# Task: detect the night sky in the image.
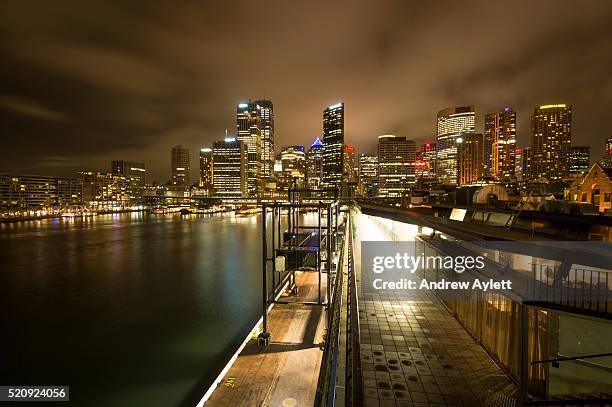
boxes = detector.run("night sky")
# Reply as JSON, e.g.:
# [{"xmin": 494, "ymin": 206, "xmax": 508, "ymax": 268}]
[{"xmin": 1, "ymin": 0, "xmax": 611, "ymax": 183}]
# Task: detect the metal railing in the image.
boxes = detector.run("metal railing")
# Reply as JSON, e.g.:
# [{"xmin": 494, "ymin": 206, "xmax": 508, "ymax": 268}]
[
  {"xmin": 530, "ymin": 264, "xmax": 611, "ymax": 316},
  {"xmin": 345, "ymin": 214, "xmax": 363, "ymax": 406},
  {"xmin": 314, "ymin": 221, "xmax": 346, "ymax": 407}
]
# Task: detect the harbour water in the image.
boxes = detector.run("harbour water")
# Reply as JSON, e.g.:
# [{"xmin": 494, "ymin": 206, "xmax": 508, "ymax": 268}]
[{"xmin": 0, "ymin": 212, "xmax": 264, "ymax": 406}]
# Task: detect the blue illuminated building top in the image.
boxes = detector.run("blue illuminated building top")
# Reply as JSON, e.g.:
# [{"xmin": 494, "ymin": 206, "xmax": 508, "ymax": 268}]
[{"xmin": 311, "ymin": 137, "xmax": 324, "ymax": 149}]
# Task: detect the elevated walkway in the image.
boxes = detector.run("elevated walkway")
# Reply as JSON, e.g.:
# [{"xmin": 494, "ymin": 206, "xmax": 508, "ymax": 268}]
[{"xmin": 353, "ymin": 212, "xmax": 517, "ymax": 406}]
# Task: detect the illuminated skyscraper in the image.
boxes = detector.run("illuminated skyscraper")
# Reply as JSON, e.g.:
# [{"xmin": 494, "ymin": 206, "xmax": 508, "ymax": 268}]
[
  {"xmin": 570, "ymin": 146, "xmax": 590, "ymax": 175},
  {"xmin": 236, "ymin": 102, "xmax": 261, "ymax": 195},
  {"xmin": 485, "ymin": 107, "xmax": 516, "ymax": 180},
  {"xmin": 171, "ymin": 145, "xmax": 190, "ymax": 187},
  {"xmin": 603, "ymin": 137, "xmax": 612, "ymax": 169},
  {"xmin": 358, "ymin": 154, "xmax": 378, "ymax": 197},
  {"xmin": 322, "ymin": 102, "xmax": 344, "ymax": 192},
  {"xmin": 377, "ymin": 135, "xmax": 415, "ymax": 197},
  {"xmin": 255, "ymin": 100, "xmax": 275, "ymax": 180},
  {"xmin": 280, "ymin": 145, "xmax": 306, "ymax": 187},
  {"xmin": 436, "ymin": 106, "xmax": 475, "ymax": 185},
  {"xmin": 212, "ymin": 137, "xmax": 247, "ymax": 198},
  {"xmin": 456, "ymin": 133, "xmax": 484, "ymax": 186},
  {"xmin": 306, "ymin": 138, "xmax": 324, "ymax": 189},
  {"xmin": 531, "ymin": 104, "xmax": 572, "ymax": 181},
  {"xmin": 199, "ymin": 148, "xmax": 214, "ymax": 196}
]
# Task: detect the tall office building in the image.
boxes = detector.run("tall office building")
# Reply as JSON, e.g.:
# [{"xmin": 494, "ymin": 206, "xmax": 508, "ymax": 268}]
[
  {"xmin": 255, "ymin": 100, "xmax": 275, "ymax": 180},
  {"xmin": 602, "ymin": 137, "xmax": 612, "ymax": 169},
  {"xmin": 359, "ymin": 154, "xmax": 378, "ymax": 197},
  {"xmin": 531, "ymin": 104, "xmax": 572, "ymax": 181},
  {"xmin": 171, "ymin": 145, "xmax": 190, "ymax": 187},
  {"xmin": 419, "ymin": 142, "xmax": 437, "ymax": 179},
  {"xmin": 212, "ymin": 137, "xmax": 247, "ymax": 198},
  {"xmin": 306, "ymin": 138, "xmax": 324, "ymax": 190},
  {"xmin": 436, "ymin": 106, "xmax": 475, "ymax": 185},
  {"xmin": 377, "ymin": 135, "xmax": 415, "ymax": 197},
  {"xmin": 236, "ymin": 102, "xmax": 262, "ymax": 195},
  {"xmin": 199, "ymin": 148, "xmax": 214, "ymax": 196},
  {"xmin": 457, "ymin": 133, "xmax": 485, "ymax": 186},
  {"xmin": 322, "ymin": 102, "xmax": 344, "ymax": 192},
  {"xmin": 485, "ymin": 107, "xmax": 517, "ymax": 180},
  {"xmin": 112, "ymin": 160, "xmax": 146, "ymax": 204},
  {"xmin": 521, "ymin": 147, "xmax": 533, "ymax": 181},
  {"xmin": 570, "ymin": 146, "xmax": 590, "ymax": 175}
]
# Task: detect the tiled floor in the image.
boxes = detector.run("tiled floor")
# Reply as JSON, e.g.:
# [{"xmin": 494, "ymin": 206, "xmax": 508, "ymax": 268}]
[{"xmin": 355, "ymin": 214, "xmax": 517, "ymax": 407}]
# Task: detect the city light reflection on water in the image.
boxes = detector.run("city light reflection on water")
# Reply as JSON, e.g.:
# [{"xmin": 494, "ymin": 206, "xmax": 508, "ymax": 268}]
[{"xmin": 0, "ymin": 212, "xmax": 264, "ymax": 407}]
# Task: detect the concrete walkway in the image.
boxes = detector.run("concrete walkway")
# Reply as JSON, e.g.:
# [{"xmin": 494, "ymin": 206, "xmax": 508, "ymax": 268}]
[
  {"xmin": 206, "ymin": 271, "xmax": 327, "ymax": 407},
  {"xmin": 354, "ymin": 213, "xmax": 517, "ymax": 407}
]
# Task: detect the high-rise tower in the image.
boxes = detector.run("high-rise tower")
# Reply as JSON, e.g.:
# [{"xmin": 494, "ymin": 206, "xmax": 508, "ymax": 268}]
[
  {"xmin": 531, "ymin": 104, "xmax": 572, "ymax": 181},
  {"xmin": 255, "ymin": 100, "xmax": 275, "ymax": 180},
  {"xmin": 485, "ymin": 107, "xmax": 517, "ymax": 180},
  {"xmin": 436, "ymin": 106, "xmax": 475, "ymax": 185},
  {"xmin": 322, "ymin": 102, "xmax": 344, "ymax": 192},
  {"xmin": 236, "ymin": 102, "xmax": 261, "ymax": 195}
]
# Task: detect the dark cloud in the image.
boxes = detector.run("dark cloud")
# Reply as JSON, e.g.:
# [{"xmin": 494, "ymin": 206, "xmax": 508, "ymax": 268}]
[{"xmin": 1, "ymin": 0, "xmax": 611, "ymax": 182}]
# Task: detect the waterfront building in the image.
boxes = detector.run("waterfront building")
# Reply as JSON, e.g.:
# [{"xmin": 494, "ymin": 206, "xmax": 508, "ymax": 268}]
[
  {"xmin": 212, "ymin": 137, "xmax": 247, "ymax": 198},
  {"xmin": 436, "ymin": 106, "xmax": 475, "ymax": 185},
  {"xmin": 236, "ymin": 102, "xmax": 262, "ymax": 195},
  {"xmin": 171, "ymin": 145, "xmax": 190, "ymax": 188},
  {"xmin": 377, "ymin": 135, "xmax": 415, "ymax": 197},
  {"xmin": 570, "ymin": 146, "xmax": 590, "ymax": 176},
  {"xmin": 79, "ymin": 171, "xmax": 129, "ymax": 210},
  {"xmin": 112, "ymin": 160, "xmax": 146, "ymax": 203},
  {"xmin": 457, "ymin": 133, "xmax": 485, "ymax": 186},
  {"xmin": 0, "ymin": 174, "xmax": 82, "ymax": 210},
  {"xmin": 485, "ymin": 107, "xmax": 516, "ymax": 180},
  {"xmin": 322, "ymin": 102, "xmax": 344, "ymax": 192},
  {"xmin": 306, "ymin": 137, "xmax": 324, "ymax": 190},
  {"xmin": 280, "ymin": 146, "xmax": 306, "ymax": 188},
  {"xmin": 199, "ymin": 148, "xmax": 214, "ymax": 197},
  {"xmin": 531, "ymin": 104, "xmax": 572, "ymax": 181},
  {"xmin": 358, "ymin": 154, "xmax": 378, "ymax": 197},
  {"xmin": 602, "ymin": 137, "xmax": 612, "ymax": 169}
]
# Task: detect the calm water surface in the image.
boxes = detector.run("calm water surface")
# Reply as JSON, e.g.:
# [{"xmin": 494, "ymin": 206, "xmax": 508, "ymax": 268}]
[{"xmin": 0, "ymin": 212, "xmax": 263, "ymax": 406}]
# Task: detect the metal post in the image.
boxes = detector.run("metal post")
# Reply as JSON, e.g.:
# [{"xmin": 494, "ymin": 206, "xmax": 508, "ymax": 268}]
[
  {"xmin": 272, "ymin": 205, "xmax": 276, "ymax": 293},
  {"xmin": 258, "ymin": 204, "xmax": 270, "ymax": 347},
  {"xmin": 318, "ymin": 206, "xmax": 322, "ymax": 305},
  {"xmin": 519, "ymin": 303, "xmax": 529, "ymax": 401},
  {"xmin": 327, "ymin": 205, "xmax": 332, "ymax": 313}
]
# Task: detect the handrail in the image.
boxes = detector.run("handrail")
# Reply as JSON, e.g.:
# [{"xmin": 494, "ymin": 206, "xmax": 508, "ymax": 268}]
[
  {"xmin": 314, "ymin": 220, "xmax": 346, "ymax": 407},
  {"xmin": 345, "ymin": 213, "xmax": 363, "ymax": 406},
  {"xmin": 531, "ymin": 352, "xmax": 612, "ymax": 365}
]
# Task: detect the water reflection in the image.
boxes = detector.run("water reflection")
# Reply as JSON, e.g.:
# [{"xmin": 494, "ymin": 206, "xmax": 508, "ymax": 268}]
[{"xmin": 0, "ymin": 212, "xmax": 263, "ymax": 407}]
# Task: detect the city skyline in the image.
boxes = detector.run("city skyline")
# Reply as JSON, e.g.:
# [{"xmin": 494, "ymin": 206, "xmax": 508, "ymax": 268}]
[{"xmin": 1, "ymin": 1, "xmax": 612, "ymax": 183}]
